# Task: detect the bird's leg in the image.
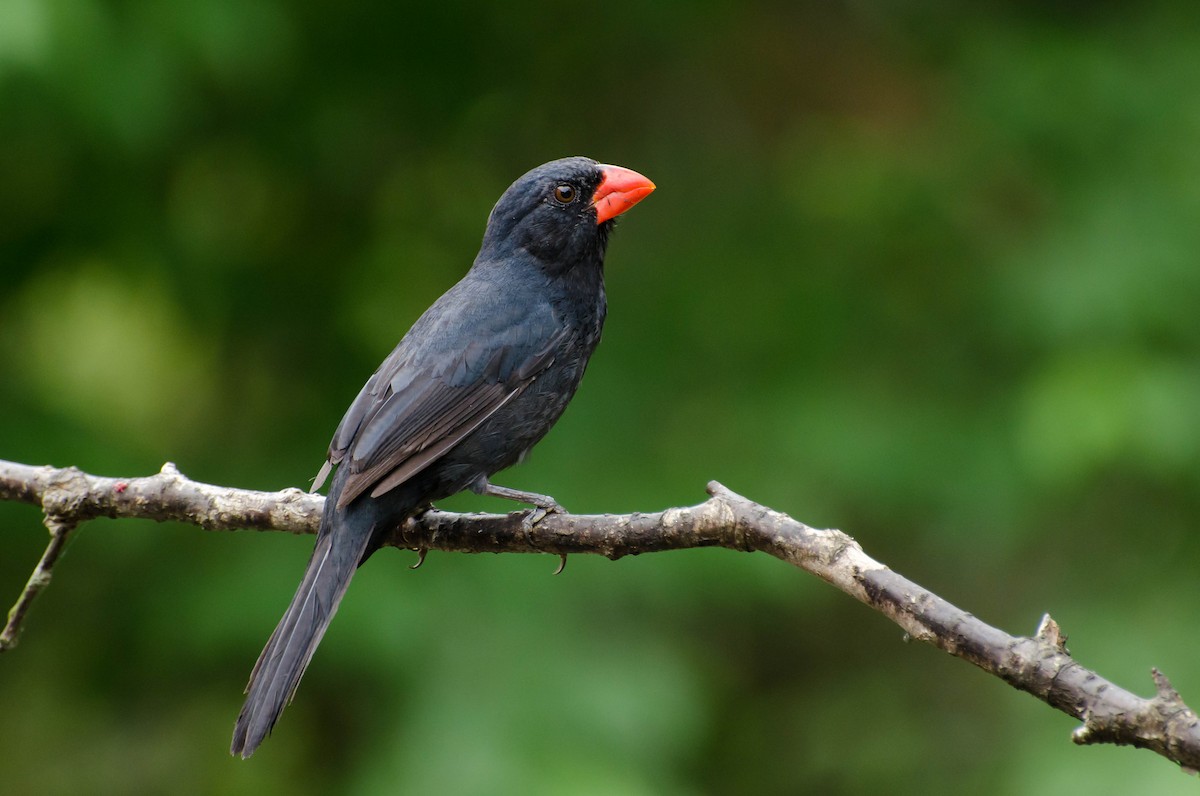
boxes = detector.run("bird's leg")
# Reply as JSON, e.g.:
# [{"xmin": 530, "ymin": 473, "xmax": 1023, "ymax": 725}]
[
  {"xmin": 472, "ymin": 479, "xmax": 565, "ymax": 523},
  {"xmin": 471, "ymin": 479, "xmax": 569, "ymax": 572}
]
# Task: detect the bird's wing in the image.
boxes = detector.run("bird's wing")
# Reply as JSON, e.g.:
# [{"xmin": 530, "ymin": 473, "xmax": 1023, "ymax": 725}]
[{"xmin": 315, "ymin": 305, "xmax": 568, "ymax": 510}]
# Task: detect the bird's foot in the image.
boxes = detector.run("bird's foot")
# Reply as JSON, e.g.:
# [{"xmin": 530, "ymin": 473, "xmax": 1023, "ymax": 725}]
[
  {"xmin": 515, "ymin": 502, "xmax": 569, "ymax": 575},
  {"xmin": 473, "ymin": 479, "xmax": 565, "ymax": 527},
  {"xmin": 518, "ymin": 498, "xmax": 564, "ymax": 530},
  {"xmin": 470, "ymin": 479, "xmax": 567, "ymax": 570}
]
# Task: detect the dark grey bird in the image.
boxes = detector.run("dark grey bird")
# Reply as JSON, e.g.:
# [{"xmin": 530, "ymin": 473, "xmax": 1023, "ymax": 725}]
[{"xmin": 231, "ymin": 156, "xmax": 655, "ymax": 758}]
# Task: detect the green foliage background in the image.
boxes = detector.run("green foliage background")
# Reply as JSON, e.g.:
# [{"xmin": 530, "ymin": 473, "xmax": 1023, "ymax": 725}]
[{"xmin": 2, "ymin": 2, "xmax": 1199, "ymax": 793}]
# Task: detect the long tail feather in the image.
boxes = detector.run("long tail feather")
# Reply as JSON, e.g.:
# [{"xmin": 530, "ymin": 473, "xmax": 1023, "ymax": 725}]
[{"xmin": 230, "ymin": 496, "xmax": 375, "ymax": 758}]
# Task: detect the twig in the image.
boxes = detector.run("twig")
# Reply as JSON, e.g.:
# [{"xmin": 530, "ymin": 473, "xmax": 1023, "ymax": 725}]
[
  {"xmin": 2, "ymin": 458, "xmax": 1198, "ymax": 772},
  {"xmin": 1, "ymin": 515, "xmax": 76, "ymax": 651}
]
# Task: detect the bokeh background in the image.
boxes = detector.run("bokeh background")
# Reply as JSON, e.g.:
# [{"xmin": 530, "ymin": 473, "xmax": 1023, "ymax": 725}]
[{"xmin": 3, "ymin": 2, "xmax": 1199, "ymax": 793}]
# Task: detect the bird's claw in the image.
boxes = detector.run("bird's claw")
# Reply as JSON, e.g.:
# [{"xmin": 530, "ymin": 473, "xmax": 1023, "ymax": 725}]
[
  {"xmin": 513, "ymin": 501, "xmax": 566, "ymax": 572},
  {"xmin": 519, "ymin": 500, "xmax": 564, "ymax": 531},
  {"xmin": 409, "ymin": 548, "xmax": 428, "ymax": 570},
  {"xmin": 520, "ymin": 506, "xmax": 547, "ymax": 530}
]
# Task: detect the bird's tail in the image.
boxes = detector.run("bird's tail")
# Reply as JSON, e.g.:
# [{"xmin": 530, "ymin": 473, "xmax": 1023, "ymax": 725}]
[{"xmin": 230, "ymin": 488, "xmax": 376, "ymax": 758}]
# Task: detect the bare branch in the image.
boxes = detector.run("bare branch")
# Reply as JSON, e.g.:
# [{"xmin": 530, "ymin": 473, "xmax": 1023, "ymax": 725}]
[{"xmin": 2, "ymin": 457, "xmax": 1198, "ymax": 772}]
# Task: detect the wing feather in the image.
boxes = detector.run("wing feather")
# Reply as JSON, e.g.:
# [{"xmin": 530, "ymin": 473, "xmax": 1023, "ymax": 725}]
[{"xmin": 316, "ymin": 302, "xmax": 568, "ymax": 509}]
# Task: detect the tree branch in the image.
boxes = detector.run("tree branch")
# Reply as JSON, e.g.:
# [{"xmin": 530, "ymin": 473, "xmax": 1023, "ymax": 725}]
[{"xmin": 2, "ymin": 458, "xmax": 1198, "ymax": 772}]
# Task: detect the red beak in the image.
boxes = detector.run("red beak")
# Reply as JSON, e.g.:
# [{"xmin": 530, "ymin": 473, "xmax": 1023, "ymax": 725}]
[{"xmin": 591, "ymin": 164, "xmax": 656, "ymax": 224}]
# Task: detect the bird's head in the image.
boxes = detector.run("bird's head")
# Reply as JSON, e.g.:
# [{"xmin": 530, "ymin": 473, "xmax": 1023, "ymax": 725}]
[{"xmin": 480, "ymin": 156, "xmax": 655, "ymax": 272}]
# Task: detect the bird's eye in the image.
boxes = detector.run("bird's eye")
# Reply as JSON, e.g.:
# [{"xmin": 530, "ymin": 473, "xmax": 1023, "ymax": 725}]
[{"xmin": 553, "ymin": 184, "xmax": 576, "ymax": 204}]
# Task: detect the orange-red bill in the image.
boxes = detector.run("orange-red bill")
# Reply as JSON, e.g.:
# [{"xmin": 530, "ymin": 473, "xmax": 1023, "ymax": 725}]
[{"xmin": 592, "ymin": 164, "xmax": 655, "ymax": 224}]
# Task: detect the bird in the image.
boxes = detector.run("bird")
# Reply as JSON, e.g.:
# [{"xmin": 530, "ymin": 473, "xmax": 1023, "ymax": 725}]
[{"xmin": 230, "ymin": 156, "xmax": 655, "ymax": 758}]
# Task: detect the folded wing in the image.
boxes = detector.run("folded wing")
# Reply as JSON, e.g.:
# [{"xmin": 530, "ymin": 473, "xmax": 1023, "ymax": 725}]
[{"xmin": 314, "ymin": 302, "xmax": 568, "ymax": 509}]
